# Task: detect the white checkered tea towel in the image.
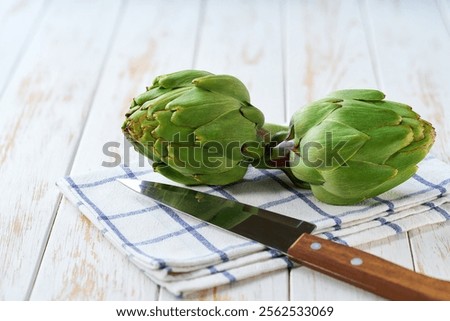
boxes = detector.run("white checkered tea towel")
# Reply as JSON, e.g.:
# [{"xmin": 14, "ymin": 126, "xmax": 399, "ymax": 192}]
[{"xmin": 57, "ymin": 156, "xmax": 450, "ymax": 297}]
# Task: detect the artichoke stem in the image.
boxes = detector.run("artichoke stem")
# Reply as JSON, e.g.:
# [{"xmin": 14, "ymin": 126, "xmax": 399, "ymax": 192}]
[
  {"xmin": 253, "ymin": 123, "xmax": 294, "ymax": 169},
  {"xmin": 252, "ymin": 139, "xmax": 294, "ymax": 169},
  {"xmin": 258, "ymin": 123, "xmax": 290, "ymax": 145},
  {"xmin": 281, "ymin": 167, "xmax": 311, "ymax": 189},
  {"xmin": 252, "ymin": 153, "xmax": 289, "ymax": 170}
]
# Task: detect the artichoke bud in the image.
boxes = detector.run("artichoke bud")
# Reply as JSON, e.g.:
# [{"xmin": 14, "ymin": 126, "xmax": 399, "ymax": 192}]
[
  {"xmin": 288, "ymin": 89, "xmax": 435, "ymax": 205},
  {"xmin": 122, "ymin": 70, "xmax": 266, "ymax": 186}
]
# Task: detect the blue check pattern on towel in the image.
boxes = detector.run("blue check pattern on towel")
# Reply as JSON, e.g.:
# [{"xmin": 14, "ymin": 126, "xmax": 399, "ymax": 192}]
[{"xmin": 57, "ymin": 156, "xmax": 450, "ymax": 297}]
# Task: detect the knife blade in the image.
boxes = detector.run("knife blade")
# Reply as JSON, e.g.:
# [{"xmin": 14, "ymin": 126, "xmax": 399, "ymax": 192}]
[{"xmin": 118, "ymin": 179, "xmax": 450, "ymax": 300}]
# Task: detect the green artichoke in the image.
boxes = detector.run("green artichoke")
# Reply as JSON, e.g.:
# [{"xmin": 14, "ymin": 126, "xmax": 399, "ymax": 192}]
[
  {"xmin": 286, "ymin": 89, "xmax": 435, "ymax": 205},
  {"xmin": 122, "ymin": 70, "xmax": 435, "ymax": 206},
  {"xmin": 122, "ymin": 70, "xmax": 265, "ymax": 185}
]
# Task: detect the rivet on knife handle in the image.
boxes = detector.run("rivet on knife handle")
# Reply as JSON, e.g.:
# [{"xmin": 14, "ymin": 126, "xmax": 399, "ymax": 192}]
[{"xmin": 287, "ymin": 233, "xmax": 450, "ymax": 301}]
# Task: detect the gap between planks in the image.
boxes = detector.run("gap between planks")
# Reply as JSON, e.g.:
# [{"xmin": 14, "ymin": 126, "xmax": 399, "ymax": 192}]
[
  {"xmin": 436, "ymin": 0, "xmax": 450, "ymax": 36},
  {"xmin": 25, "ymin": 193, "xmax": 63, "ymax": 299},
  {"xmin": 191, "ymin": 0, "xmax": 206, "ymax": 68},
  {"xmin": 359, "ymin": 0, "xmax": 416, "ymax": 273},
  {"xmin": 358, "ymin": 0, "xmax": 383, "ymax": 90},
  {"xmin": 279, "ymin": 0, "xmax": 288, "ymax": 124}
]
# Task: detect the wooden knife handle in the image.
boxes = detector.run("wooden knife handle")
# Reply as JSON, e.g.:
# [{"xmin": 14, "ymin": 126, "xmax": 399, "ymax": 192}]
[{"xmin": 287, "ymin": 233, "xmax": 450, "ymax": 300}]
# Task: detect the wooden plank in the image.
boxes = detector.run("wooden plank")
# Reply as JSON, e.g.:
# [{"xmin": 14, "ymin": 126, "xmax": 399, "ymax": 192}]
[
  {"xmin": 23, "ymin": 0, "xmax": 450, "ymax": 301},
  {"xmin": 31, "ymin": 0, "xmax": 203, "ymax": 300},
  {"xmin": 409, "ymin": 0, "xmax": 450, "ymax": 280},
  {"xmin": 180, "ymin": 0, "xmax": 289, "ymax": 300},
  {"xmin": 365, "ymin": 0, "xmax": 450, "ymax": 162},
  {"xmin": 0, "ymin": 0, "xmax": 46, "ymax": 95},
  {"xmin": 284, "ymin": 0, "xmax": 378, "ymax": 117},
  {"xmin": 365, "ymin": 0, "xmax": 450, "ymax": 280},
  {"xmin": 285, "ymin": 0, "xmax": 412, "ymax": 300},
  {"xmin": 159, "ymin": 270, "xmax": 289, "ymax": 300},
  {"xmin": 195, "ymin": 0, "xmax": 286, "ymax": 124},
  {"xmin": 409, "ymin": 222, "xmax": 450, "ymax": 281},
  {"xmin": 437, "ymin": 0, "xmax": 450, "ymax": 36},
  {"xmin": 364, "ymin": 0, "xmax": 450, "ymax": 283},
  {"xmin": 0, "ymin": 0, "xmax": 122, "ymax": 300},
  {"xmin": 32, "ymin": 198, "xmax": 159, "ymax": 300},
  {"xmin": 290, "ymin": 234, "xmax": 412, "ymax": 300}
]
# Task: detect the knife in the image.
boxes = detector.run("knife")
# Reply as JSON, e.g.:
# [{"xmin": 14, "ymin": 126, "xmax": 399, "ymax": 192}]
[{"xmin": 118, "ymin": 179, "xmax": 450, "ymax": 300}]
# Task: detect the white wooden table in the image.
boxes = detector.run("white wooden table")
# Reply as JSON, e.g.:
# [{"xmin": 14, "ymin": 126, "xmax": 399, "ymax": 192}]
[{"xmin": 1, "ymin": 0, "xmax": 449, "ymax": 300}]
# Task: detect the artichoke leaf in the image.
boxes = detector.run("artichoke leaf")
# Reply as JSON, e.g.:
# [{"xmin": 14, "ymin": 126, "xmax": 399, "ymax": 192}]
[
  {"xmin": 351, "ymin": 125, "xmax": 414, "ymax": 164},
  {"xmin": 401, "ymin": 117, "xmax": 424, "ymax": 141},
  {"xmin": 319, "ymin": 160, "xmax": 397, "ymax": 200},
  {"xmin": 331, "ymin": 101, "xmax": 402, "ymax": 131},
  {"xmin": 153, "ymin": 162, "xmax": 199, "ymax": 185},
  {"xmin": 153, "ymin": 110, "xmax": 193, "ymax": 142},
  {"xmin": 289, "ymin": 153, "xmax": 325, "ymax": 185},
  {"xmin": 156, "ymin": 70, "xmax": 212, "ymax": 89},
  {"xmin": 166, "ymin": 145, "xmax": 238, "ymax": 175},
  {"xmin": 299, "ymin": 119, "xmax": 369, "ymax": 170},
  {"xmin": 168, "ymin": 89, "xmax": 241, "ymax": 127},
  {"xmin": 291, "ymin": 102, "xmax": 341, "ymax": 142},
  {"xmin": 310, "ymin": 185, "xmax": 365, "ymax": 205},
  {"xmin": 195, "ymin": 110, "xmax": 259, "ymax": 146},
  {"xmin": 393, "ymin": 121, "xmax": 434, "ymax": 153},
  {"xmin": 134, "ymin": 87, "xmax": 171, "ymax": 106},
  {"xmin": 366, "ymin": 165, "xmax": 418, "ymax": 199},
  {"xmin": 193, "ymin": 74, "xmax": 251, "ymax": 102},
  {"xmin": 192, "ymin": 165, "xmax": 248, "ymax": 186},
  {"xmin": 143, "ymin": 87, "xmax": 190, "ymax": 114},
  {"xmin": 240, "ymin": 104, "xmax": 265, "ymax": 128},
  {"xmin": 373, "ymin": 101, "xmax": 417, "ymax": 118},
  {"xmin": 327, "ymin": 89, "xmax": 385, "ymax": 101}
]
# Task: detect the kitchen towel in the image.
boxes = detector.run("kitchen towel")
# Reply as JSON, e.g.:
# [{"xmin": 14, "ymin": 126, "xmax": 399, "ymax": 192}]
[{"xmin": 57, "ymin": 155, "xmax": 450, "ymax": 297}]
